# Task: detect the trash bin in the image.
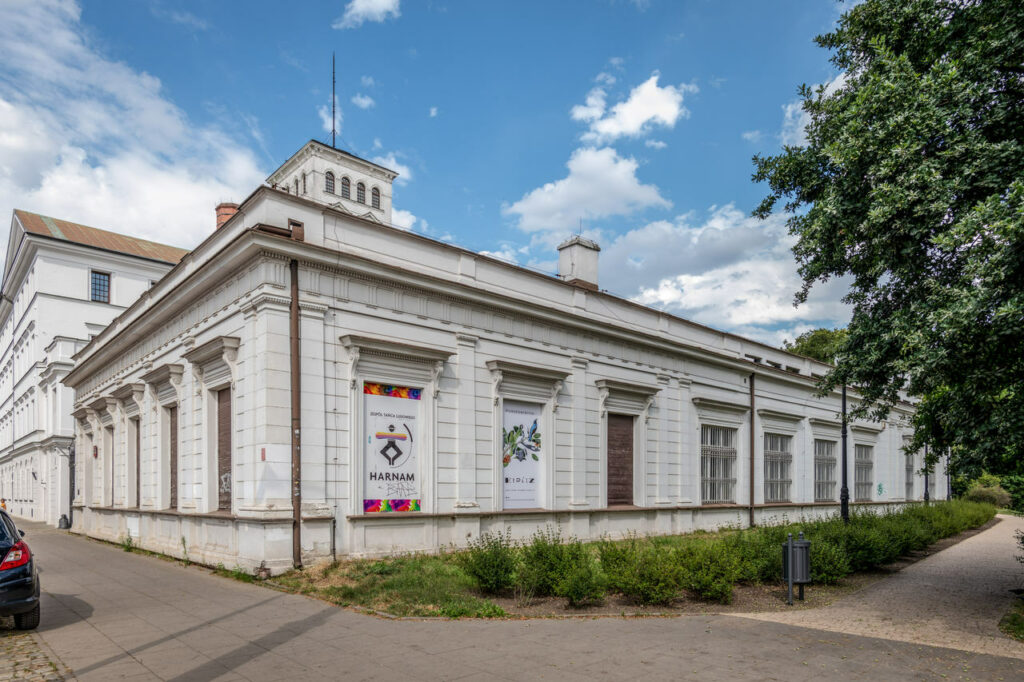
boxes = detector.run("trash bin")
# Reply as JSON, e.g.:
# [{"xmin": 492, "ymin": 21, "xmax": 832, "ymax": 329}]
[{"xmin": 782, "ymin": 532, "xmax": 811, "ymax": 604}]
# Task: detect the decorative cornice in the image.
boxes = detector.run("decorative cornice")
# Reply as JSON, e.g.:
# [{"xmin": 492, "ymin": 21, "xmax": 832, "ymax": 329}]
[
  {"xmin": 140, "ymin": 363, "xmax": 184, "ymax": 388},
  {"xmin": 851, "ymin": 422, "xmax": 886, "ymax": 434},
  {"xmin": 691, "ymin": 397, "xmax": 750, "ymax": 415},
  {"xmin": 340, "ymin": 334, "xmax": 454, "ymax": 364},
  {"xmin": 182, "ymin": 336, "xmax": 240, "ymax": 367},
  {"xmin": 595, "ymin": 378, "xmax": 661, "ymax": 397},
  {"xmin": 485, "ymin": 360, "xmax": 569, "ymax": 383},
  {"xmin": 756, "ymin": 408, "xmax": 804, "ymax": 423}
]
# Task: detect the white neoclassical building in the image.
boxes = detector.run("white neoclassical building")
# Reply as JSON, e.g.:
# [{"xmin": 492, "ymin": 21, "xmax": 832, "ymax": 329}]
[
  {"xmin": 0, "ymin": 210, "xmax": 186, "ymax": 525},
  {"xmin": 63, "ymin": 140, "xmax": 944, "ymax": 573}
]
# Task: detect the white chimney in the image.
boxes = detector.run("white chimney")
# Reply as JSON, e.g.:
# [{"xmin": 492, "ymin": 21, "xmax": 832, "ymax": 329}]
[{"xmin": 557, "ymin": 236, "xmax": 601, "ymax": 290}]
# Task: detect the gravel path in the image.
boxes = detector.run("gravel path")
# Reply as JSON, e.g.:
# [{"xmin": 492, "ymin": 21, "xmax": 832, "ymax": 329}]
[{"xmin": 736, "ymin": 513, "xmax": 1024, "ymax": 659}]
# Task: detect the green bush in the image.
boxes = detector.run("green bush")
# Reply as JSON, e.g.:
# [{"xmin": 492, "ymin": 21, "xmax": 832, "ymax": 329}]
[
  {"xmin": 556, "ymin": 554, "xmax": 609, "ymax": 607},
  {"xmin": 458, "ymin": 529, "xmax": 517, "ymax": 594},
  {"xmin": 518, "ymin": 527, "xmax": 586, "ymax": 597},
  {"xmin": 677, "ymin": 541, "xmax": 741, "ymax": 604},
  {"xmin": 965, "ymin": 482, "xmax": 1011, "ymax": 508},
  {"xmin": 998, "ymin": 475, "xmax": 1024, "ymax": 512},
  {"xmin": 808, "ymin": 539, "xmax": 851, "ymax": 584},
  {"xmin": 596, "ymin": 533, "xmax": 642, "ymax": 592},
  {"xmin": 619, "ymin": 544, "xmax": 681, "ymax": 605}
]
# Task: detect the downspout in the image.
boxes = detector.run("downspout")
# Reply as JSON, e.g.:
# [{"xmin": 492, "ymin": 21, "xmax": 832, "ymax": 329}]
[
  {"xmin": 290, "ymin": 259, "xmax": 302, "ymax": 568},
  {"xmin": 749, "ymin": 372, "xmax": 756, "ymax": 528}
]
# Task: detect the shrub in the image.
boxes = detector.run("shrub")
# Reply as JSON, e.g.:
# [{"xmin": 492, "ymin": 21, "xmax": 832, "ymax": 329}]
[
  {"xmin": 458, "ymin": 528, "xmax": 517, "ymax": 594},
  {"xmin": 965, "ymin": 482, "xmax": 1011, "ymax": 508},
  {"xmin": 518, "ymin": 527, "xmax": 586, "ymax": 597},
  {"xmin": 677, "ymin": 541, "xmax": 740, "ymax": 604},
  {"xmin": 720, "ymin": 527, "xmax": 783, "ymax": 583},
  {"xmin": 556, "ymin": 554, "xmax": 609, "ymax": 607},
  {"xmin": 596, "ymin": 533, "xmax": 642, "ymax": 592},
  {"xmin": 619, "ymin": 544, "xmax": 681, "ymax": 605},
  {"xmin": 808, "ymin": 540, "xmax": 850, "ymax": 584},
  {"xmin": 999, "ymin": 475, "xmax": 1024, "ymax": 512}
]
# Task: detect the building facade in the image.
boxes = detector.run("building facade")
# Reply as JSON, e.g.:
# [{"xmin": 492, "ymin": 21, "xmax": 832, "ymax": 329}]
[
  {"xmin": 0, "ymin": 210, "xmax": 186, "ymax": 525},
  {"xmin": 63, "ymin": 140, "xmax": 945, "ymax": 573}
]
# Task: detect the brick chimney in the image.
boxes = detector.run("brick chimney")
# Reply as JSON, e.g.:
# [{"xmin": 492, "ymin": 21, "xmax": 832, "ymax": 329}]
[{"xmin": 215, "ymin": 202, "xmax": 239, "ymax": 229}]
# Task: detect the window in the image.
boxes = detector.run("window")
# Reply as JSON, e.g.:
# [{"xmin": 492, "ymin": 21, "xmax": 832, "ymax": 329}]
[
  {"xmin": 302, "ymin": 173, "xmax": 307, "ymax": 194},
  {"xmin": 341, "ymin": 176, "xmax": 351, "ymax": 199},
  {"xmin": 701, "ymin": 425, "xmax": 736, "ymax": 504},
  {"xmin": 855, "ymin": 444, "xmax": 873, "ymax": 501},
  {"xmin": 905, "ymin": 453, "xmax": 915, "ymax": 500},
  {"xmin": 814, "ymin": 439, "xmax": 837, "ymax": 502},
  {"xmin": 763, "ymin": 433, "xmax": 792, "ymax": 503},
  {"xmin": 357, "ymin": 182, "xmax": 366, "ymax": 203},
  {"xmin": 90, "ymin": 271, "xmax": 110, "ymax": 303},
  {"xmin": 371, "ymin": 187, "xmax": 381, "ymax": 209},
  {"xmin": 927, "ymin": 465, "xmax": 936, "ymax": 499},
  {"xmin": 293, "ymin": 178, "xmax": 299, "ymax": 194},
  {"xmin": 325, "ymin": 171, "xmax": 335, "ymax": 194}
]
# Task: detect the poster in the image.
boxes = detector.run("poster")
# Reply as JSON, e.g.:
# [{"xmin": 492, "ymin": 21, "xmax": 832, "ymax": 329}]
[
  {"xmin": 502, "ymin": 401, "xmax": 542, "ymax": 509},
  {"xmin": 363, "ymin": 382, "xmax": 421, "ymax": 513}
]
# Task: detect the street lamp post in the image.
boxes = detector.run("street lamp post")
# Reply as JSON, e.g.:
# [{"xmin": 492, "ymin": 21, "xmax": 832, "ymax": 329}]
[
  {"xmin": 841, "ymin": 384, "xmax": 849, "ymax": 523},
  {"xmin": 946, "ymin": 449, "xmax": 952, "ymax": 501}
]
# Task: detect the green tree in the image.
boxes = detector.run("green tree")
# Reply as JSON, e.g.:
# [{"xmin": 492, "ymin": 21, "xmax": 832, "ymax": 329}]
[
  {"xmin": 753, "ymin": 0, "xmax": 1024, "ymax": 475},
  {"xmin": 782, "ymin": 328, "xmax": 849, "ymax": 363}
]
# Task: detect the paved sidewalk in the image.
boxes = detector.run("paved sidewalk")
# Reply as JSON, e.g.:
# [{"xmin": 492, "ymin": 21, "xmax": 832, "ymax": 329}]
[
  {"xmin": 9, "ymin": 519, "xmax": 1024, "ymax": 681},
  {"xmin": 738, "ymin": 514, "xmax": 1024, "ymax": 659}
]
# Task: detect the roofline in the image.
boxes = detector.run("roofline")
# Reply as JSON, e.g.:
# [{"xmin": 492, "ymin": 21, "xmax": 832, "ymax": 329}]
[{"xmin": 266, "ymin": 139, "xmax": 399, "ymax": 183}]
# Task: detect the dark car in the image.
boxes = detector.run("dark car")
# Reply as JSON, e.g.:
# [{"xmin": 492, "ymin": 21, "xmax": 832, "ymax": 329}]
[{"xmin": 0, "ymin": 510, "xmax": 39, "ymax": 630}]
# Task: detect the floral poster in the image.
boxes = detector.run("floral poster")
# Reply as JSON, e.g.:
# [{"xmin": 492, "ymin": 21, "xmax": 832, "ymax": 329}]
[
  {"xmin": 363, "ymin": 382, "xmax": 421, "ymax": 513},
  {"xmin": 502, "ymin": 400, "xmax": 542, "ymax": 509}
]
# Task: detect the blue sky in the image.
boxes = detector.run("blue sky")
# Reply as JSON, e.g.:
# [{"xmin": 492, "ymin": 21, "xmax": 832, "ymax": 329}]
[{"xmin": 0, "ymin": 0, "xmax": 854, "ymax": 345}]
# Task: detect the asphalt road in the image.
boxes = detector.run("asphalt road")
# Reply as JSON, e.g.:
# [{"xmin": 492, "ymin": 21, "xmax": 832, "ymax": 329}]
[{"xmin": 10, "ymin": 519, "xmax": 1024, "ymax": 681}]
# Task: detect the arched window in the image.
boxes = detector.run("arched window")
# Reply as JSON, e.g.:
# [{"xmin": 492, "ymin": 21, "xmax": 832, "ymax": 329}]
[
  {"xmin": 341, "ymin": 177, "xmax": 351, "ymax": 199},
  {"xmin": 302, "ymin": 173, "xmax": 307, "ymax": 194},
  {"xmin": 357, "ymin": 182, "xmax": 366, "ymax": 204},
  {"xmin": 294, "ymin": 178, "xmax": 299, "ymax": 195},
  {"xmin": 371, "ymin": 187, "xmax": 381, "ymax": 209},
  {"xmin": 325, "ymin": 171, "xmax": 335, "ymax": 194}
]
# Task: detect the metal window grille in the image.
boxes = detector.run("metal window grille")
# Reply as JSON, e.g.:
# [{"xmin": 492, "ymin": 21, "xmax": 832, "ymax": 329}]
[
  {"xmin": 763, "ymin": 432, "xmax": 791, "ymax": 503},
  {"xmin": 372, "ymin": 187, "xmax": 381, "ymax": 209},
  {"xmin": 701, "ymin": 425, "xmax": 736, "ymax": 504},
  {"xmin": 325, "ymin": 171, "xmax": 335, "ymax": 194},
  {"xmin": 927, "ymin": 466, "xmax": 936, "ymax": 498},
  {"xmin": 905, "ymin": 454, "xmax": 915, "ymax": 500},
  {"xmin": 854, "ymin": 444, "xmax": 873, "ymax": 501},
  {"xmin": 90, "ymin": 271, "xmax": 110, "ymax": 303},
  {"xmin": 814, "ymin": 439, "xmax": 837, "ymax": 502},
  {"xmin": 341, "ymin": 176, "xmax": 350, "ymax": 199},
  {"xmin": 357, "ymin": 182, "xmax": 366, "ymax": 203}
]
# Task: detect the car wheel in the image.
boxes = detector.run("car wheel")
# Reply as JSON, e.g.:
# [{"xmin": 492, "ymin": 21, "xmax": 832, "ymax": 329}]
[{"xmin": 14, "ymin": 604, "xmax": 40, "ymax": 630}]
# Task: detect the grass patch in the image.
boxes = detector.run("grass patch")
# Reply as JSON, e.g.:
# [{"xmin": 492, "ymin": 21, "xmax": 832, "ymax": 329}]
[
  {"xmin": 1000, "ymin": 599, "xmax": 1024, "ymax": 640},
  {"xmin": 214, "ymin": 563, "xmax": 256, "ymax": 583}
]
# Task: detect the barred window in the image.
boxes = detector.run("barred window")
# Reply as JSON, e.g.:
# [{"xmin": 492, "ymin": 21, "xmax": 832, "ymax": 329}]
[
  {"xmin": 814, "ymin": 439, "xmax": 837, "ymax": 502},
  {"xmin": 90, "ymin": 271, "xmax": 110, "ymax": 303},
  {"xmin": 927, "ymin": 466, "xmax": 936, "ymax": 499},
  {"xmin": 371, "ymin": 186, "xmax": 381, "ymax": 209},
  {"xmin": 905, "ymin": 454, "xmax": 915, "ymax": 500},
  {"xmin": 341, "ymin": 176, "xmax": 351, "ymax": 199},
  {"xmin": 764, "ymin": 433, "xmax": 792, "ymax": 503},
  {"xmin": 854, "ymin": 444, "xmax": 873, "ymax": 501},
  {"xmin": 356, "ymin": 182, "xmax": 366, "ymax": 203},
  {"xmin": 325, "ymin": 171, "xmax": 335, "ymax": 194},
  {"xmin": 701, "ymin": 425, "xmax": 736, "ymax": 504}
]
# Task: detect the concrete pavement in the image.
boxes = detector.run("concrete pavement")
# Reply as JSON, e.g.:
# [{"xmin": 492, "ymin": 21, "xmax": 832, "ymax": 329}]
[{"xmin": 6, "ymin": 519, "xmax": 1024, "ymax": 681}]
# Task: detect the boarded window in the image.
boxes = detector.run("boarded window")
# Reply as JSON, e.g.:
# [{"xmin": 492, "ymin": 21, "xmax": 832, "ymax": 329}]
[
  {"xmin": 701, "ymin": 425, "xmax": 736, "ymax": 504},
  {"xmin": 217, "ymin": 388, "xmax": 232, "ymax": 511},
  {"xmin": 814, "ymin": 439, "xmax": 837, "ymax": 502},
  {"xmin": 606, "ymin": 414, "xmax": 633, "ymax": 506},
  {"xmin": 168, "ymin": 405, "xmax": 178, "ymax": 509},
  {"xmin": 763, "ymin": 433, "xmax": 792, "ymax": 503},
  {"xmin": 855, "ymin": 444, "xmax": 873, "ymax": 501}
]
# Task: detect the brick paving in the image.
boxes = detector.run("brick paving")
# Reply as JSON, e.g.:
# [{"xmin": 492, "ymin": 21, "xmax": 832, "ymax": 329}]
[
  {"xmin": 7, "ymin": 518, "xmax": 1024, "ymax": 681},
  {"xmin": 0, "ymin": 618, "xmax": 65, "ymax": 681}
]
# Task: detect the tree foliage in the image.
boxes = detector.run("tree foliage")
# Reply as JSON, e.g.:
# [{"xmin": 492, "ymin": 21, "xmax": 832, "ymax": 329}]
[
  {"xmin": 754, "ymin": 0, "xmax": 1024, "ymax": 474},
  {"xmin": 782, "ymin": 327, "xmax": 849, "ymax": 363}
]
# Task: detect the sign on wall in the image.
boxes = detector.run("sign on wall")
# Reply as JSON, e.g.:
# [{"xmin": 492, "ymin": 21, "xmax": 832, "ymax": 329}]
[
  {"xmin": 502, "ymin": 401, "xmax": 542, "ymax": 509},
  {"xmin": 363, "ymin": 382, "xmax": 421, "ymax": 513}
]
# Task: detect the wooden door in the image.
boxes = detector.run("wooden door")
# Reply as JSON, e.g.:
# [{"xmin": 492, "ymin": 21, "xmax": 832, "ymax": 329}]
[
  {"xmin": 133, "ymin": 418, "xmax": 140, "ymax": 508},
  {"xmin": 607, "ymin": 414, "xmax": 634, "ymax": 506},
  {"xmin": 168, "ymin": 405, "xmax": 178, "ymax": 509},
  {"xmin": 217, "ymin": 389, "xmax": 232, "ymax": 511}
]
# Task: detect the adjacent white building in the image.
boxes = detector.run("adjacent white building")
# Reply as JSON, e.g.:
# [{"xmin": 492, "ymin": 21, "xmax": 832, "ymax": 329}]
[
  {"xmin": 0, "ymin": 210, "xmax": 186, "ymax": 525},
  {"xmin": 63, "ymin": 140, "xmax": 944, "ymax": 573}
]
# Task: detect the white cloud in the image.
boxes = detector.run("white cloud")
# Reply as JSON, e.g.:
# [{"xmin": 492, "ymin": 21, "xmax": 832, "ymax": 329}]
[
  {"xmin": 371, "ymin": 152, "xmax": 412, "ymax": 185},
  {"xmin": 595, "ymin": 72, "xmax": 616, "ymax": 86},
  {"xmin": 594, "ymin": 204, "xmax": 850, "ymax": 341},
  {"xmin": 779, "ymin": 73, "xmax": 847, "ymax": 147},
  {"xmin": 361, "ymin": 75, "xmax": 375, "ymax": 87},
  {"xmin": 741, "ymin": 130, "xmax": 762, "ymax": 143},
  {"xmin": 372, "ymin": 137, "xmax": 383, "ymax": 150},
  {"xmin": 580, "ymin": 73, "xmax": 697, "ymax": 143},
  {"xmin": 391, "ymin": 207, "xmax": 417, "ymax": 230},
  {"xmin": 351, "ymin": 93, "xmax": 375, "ymax": 109},
  {"xmin": 0, "ymin": 0, "xmax": 265, "ymax": 257},
  {"xmin": 644, "ymin": 139, "xmax": 667, "ymax": 149},
  {"xmin": 503, "ymin": 147, "xmax": 670, "ymax": 233},
  {"xmin": 333, "ymin": 0, "xmax": 400, "ymax": 29},
  {"xmin": 478, "ymin": 246, "xmax": 519, "ymax": 263},
  {"xmin": 429, "ymin": 106, "xmax": 438, "ymax": 118},
  {"xmin": 318, "ymin": 94, "xmax": 342, "ymax": 134}
]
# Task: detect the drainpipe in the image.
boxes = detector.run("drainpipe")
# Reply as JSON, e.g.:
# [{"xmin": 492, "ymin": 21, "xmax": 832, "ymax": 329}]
[
  {"xmin": 290, "ymin": 259, "xmax": 302, "ymax": 568},
  {"xmin": 749, "ymin": 372, "xmax": 755, "ymax": 528}
]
